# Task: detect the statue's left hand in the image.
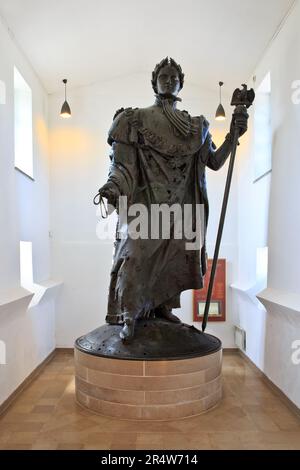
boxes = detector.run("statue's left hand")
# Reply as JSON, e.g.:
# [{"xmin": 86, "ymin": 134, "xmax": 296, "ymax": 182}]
[
  {"xmin": 98, "ymin": 182, "xmax": 120, "ymax": 207},
  {"xmin": 230, "ymin": 106, "xmax": 249, "ymax": 138}
]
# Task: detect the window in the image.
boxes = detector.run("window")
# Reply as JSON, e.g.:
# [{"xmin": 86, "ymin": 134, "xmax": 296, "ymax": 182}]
[
  {"xmin": 14, "ymin": 67, "xmax": 33, "ymax": 178},
  {"xmin": 254, "ymin": 72, "xmax": 272, "ymax": 182},
  {"xmin": 20, "ymin": 241, "xmax": 45, "ymax": 308},
  {"xmin": 256, "ymin": 246, "xmax": 268, "ymax": 289}
]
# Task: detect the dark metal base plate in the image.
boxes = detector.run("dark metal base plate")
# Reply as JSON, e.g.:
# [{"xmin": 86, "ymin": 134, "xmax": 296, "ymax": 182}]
[{"xmin": 75, "ymin": 319, "xmax": 222, "ymax": 361}]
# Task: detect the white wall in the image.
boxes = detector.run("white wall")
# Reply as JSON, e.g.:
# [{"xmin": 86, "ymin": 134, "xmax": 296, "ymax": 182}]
[
  {"xmin": 0, "ymin": 17, "xmax": 55, "ymax": 406},
  {"xmin": 236, "ymin": 1, "xmax": 300, "ymax": 407},
  {"xmin": 49, "ymin": 74, "xmax": 239, "ymax": 348}
]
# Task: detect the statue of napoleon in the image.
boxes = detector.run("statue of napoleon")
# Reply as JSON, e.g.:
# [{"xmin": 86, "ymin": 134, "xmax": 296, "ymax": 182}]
[{"xmin": 96, "ymin": 57, "xmax": 248, "ymax": 342}]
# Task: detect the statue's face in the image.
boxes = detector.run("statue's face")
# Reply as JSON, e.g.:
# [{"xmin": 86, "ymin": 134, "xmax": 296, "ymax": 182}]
[{"xmin": 156, "ymin": 65, "xmax": 181, "ymax": 98}]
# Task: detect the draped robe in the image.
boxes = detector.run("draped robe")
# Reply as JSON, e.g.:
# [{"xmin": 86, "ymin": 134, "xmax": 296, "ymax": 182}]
[{"xmin": 104, "ymin": 102, "xmax": 232, "ymax": 324}]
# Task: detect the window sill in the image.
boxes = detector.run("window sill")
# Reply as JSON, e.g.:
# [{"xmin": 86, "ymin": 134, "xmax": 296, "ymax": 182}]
[
  {"xmin": 231, "ymin": 280, "xmax": 267, "ymax": 309},
  {"xmin": 0, "ymin": 280, "xmax": 63, "ymax": 313},
  {"xmin": 0, "ymin": 287, "xmax": 34, "ymax": 312},
  {"xmin": 15, "ymin": 166, "xmax": 35, "ymax": 181},
  {"xmin": 257, "ymin": 288, "xmax": 300, "ymax": 315},
  {"xmin": 28, "ymin": 279, "xmax": 63, "ymax": 308}
]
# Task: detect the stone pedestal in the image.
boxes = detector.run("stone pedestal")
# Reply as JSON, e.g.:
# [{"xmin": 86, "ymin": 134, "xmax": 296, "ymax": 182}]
[{"xmin": 74, "ymin": 319, "xmax": 222, "ymax": 420}]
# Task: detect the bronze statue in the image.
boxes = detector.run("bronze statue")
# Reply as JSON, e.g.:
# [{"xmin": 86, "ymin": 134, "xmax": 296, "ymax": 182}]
[{"xmin": 95, "ymin": 57, "xmax": 248, "ymax": 342}]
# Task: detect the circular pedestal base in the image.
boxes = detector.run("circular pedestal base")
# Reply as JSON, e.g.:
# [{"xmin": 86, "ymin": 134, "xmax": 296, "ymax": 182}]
[
  {"xmin": 75, "ymin": 318, "xmax": 221, "ymax": 360},
  {"xmin": 74, "ymin": 321, "xmax": 222, "ymax": 420}
]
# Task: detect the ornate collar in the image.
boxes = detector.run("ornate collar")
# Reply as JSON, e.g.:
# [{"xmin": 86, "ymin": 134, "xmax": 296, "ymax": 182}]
[
  {"xmin": 154, "ymin": 94, "xmax": 181, "ymax": 109},
  {"xmin": 154, "ymin": 94, "xmax": 197, "ymax": 138}
]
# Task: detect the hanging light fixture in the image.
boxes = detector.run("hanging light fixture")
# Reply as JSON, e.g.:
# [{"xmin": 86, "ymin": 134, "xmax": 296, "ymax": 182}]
[
  {"xmin": 60, "ymin": 79, "xmax": 71, "ymax": 118},
  {"xmin": 215, "ymin": 81, "xmax": 226, "ymax": 121}
]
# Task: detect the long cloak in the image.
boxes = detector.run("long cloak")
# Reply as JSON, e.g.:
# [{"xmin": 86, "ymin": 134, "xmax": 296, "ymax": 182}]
[{"xmin": 104, "ymin": 103, "xmax": 232, "ymax": 323}]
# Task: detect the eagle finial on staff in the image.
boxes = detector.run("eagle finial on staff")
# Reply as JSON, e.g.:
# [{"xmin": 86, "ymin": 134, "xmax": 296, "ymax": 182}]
[{"xmin": 231, "ymin": 84, "xmax": 255, "ymax": 108}]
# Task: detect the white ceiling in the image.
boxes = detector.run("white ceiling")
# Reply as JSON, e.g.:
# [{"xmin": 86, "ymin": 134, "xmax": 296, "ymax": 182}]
[{"xmin": 0, "ymin": 0, "xmax": 295, "ymax": 94}]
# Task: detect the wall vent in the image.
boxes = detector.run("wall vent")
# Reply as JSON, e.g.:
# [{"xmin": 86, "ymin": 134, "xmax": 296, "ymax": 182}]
[{"xmin": 234, "ymin": 326, "xmax": 246, "ymax": 351}]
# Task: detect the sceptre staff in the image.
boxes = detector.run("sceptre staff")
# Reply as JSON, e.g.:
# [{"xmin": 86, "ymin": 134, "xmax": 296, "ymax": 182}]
[{"xmin": 202, "ymin": 84, "xmax": 255, "ymax": 332}]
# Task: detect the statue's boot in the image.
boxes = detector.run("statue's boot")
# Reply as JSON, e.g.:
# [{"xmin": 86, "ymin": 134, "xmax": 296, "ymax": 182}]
[
  {"xmin": 119, "ymin": 315, "xmax": 136, "ymax": 343},
  {"xmin": 155, "ymin": 306, "xmax": 181, "ymax": 323}
]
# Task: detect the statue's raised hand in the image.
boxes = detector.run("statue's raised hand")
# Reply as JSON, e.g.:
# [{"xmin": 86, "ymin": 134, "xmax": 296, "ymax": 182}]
[{"xmin": 230, "ymin": 106, "xmax": 249, "ymax": 138}]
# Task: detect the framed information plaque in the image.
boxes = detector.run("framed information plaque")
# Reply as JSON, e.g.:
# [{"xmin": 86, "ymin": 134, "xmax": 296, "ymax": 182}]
[{"xmin": 193, "ymin": 259, "xmax": 226, "ymax": 322}]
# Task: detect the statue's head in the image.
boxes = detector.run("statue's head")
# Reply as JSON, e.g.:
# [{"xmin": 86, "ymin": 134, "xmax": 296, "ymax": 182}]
[{"xmin": 152, "ymin": 57, "xmax": 184, "ymax": 98}]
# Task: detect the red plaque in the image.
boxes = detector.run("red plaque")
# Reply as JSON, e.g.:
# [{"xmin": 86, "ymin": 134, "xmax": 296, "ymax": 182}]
[{"xmin": 193, "ymin": 259, "xmax": 226, "ymax": 322}]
